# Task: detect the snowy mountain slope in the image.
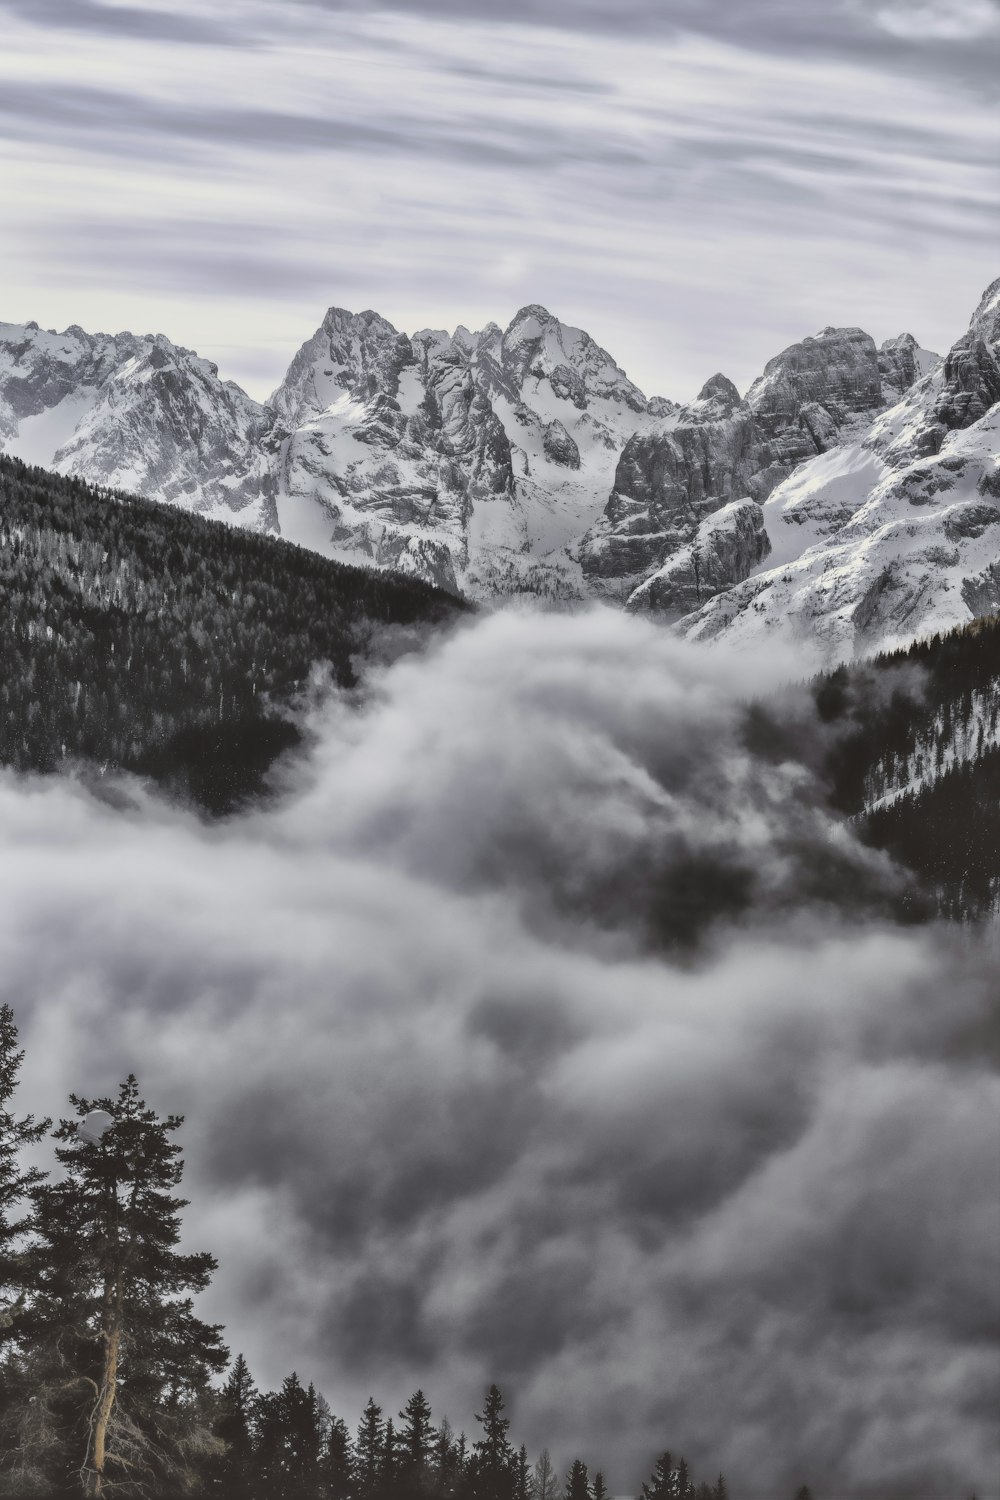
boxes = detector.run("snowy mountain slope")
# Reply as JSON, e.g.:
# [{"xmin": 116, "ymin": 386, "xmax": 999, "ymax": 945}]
[
  {"xmin": 264, "ymin": 302, "xmax": 678, "ymax": 598},
  {"xmin": 0, "ymin": 320, "xmax": 274, "ymax": 528},
  {"xmin": 1, "ymin": 284, "xmax": 994, "ymax": 648},
  {"xmin": 585, "ymin": 326, "xmax": 937, "ymax": 617},
  {"xmin": 678, "ymin": 280, "xmax": 1000, "ymax": 660}
]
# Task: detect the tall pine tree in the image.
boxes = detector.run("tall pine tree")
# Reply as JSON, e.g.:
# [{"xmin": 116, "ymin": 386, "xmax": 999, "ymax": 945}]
[
  {"xmin": 563, "ymin": 1458, "xmax": 590, "ymax": 1500},
  {"xmin": 211, "ymin": 1352, "xmax": 258, "ymax": 1498},
  {"xmin": 23, "ymin": 1074, "xmax": 227, "ymax": 1497},
  {"xmin": 469, "ymin": 1385, "xmax": 515, "ymax": 1500},
  {"xmin": 0, "ymin": 1004, "xmax": 49, "ymax": 1336}
]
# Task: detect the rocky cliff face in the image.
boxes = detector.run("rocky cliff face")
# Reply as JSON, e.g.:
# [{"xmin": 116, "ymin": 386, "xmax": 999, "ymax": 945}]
[
  {"xmin": 0, "ymin": 320, "xmax": 273, "ymax": 524},
  {"xmin": 625, "ymin": 499, "xmax": 770, "ymax": 617},
  {"xmin": 576, "ymin": 322, "xmax": 932, "ymax": 614},
  {"xmin": 678, "ymin": 280, "xmax": 1000, "ymax": 661},
  {"xmin": 4, "ymin": 285, "xmax": 988, "ymax": 654},
  {"xmin": 577, "ymin": 375, "xmax": 758, "ymax": 594}
]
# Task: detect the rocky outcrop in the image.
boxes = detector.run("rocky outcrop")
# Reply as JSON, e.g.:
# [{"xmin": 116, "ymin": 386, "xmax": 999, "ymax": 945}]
[
  {"xmin": 678, "ymin": 277, "xmax": 1000, "ymax": 660},
  {"xmin": 578, "ymin": 381, "xmax": 759, "ymax": 587},
  {"xmin": 868, "ymin": 330, "xmax": 1000, "ymax": 469},
  {"xmin": 0, "ymin": 321, "xmax": 274, "ymax": 524},
  {"xmin": 877, "ymin": 332, "xmax": 936, "ymax": 401},
  {"xmin": 542, "ymin": 419, "xmax": 580, "ymax": 468},
  {"xmin": 270, "ymin": 306, "xmax": 412, "ymax": 426},
  {"xmin": 969, "ymin": 276, "xmax": 1000, "ymax": 351},
  {"xmin": 0, "ymin": 321, "xmax": 143, "ymax": 441},
  {"xmin": 490, "ymin": 304, "xmax": 649, "ymax": 414},
  {"xmin": 933, "ymin": 334, "xmax": 1000, "ymax": 432},
  {"xmin": 747, "ymin": 326, "xmax": 883, "ymax": 426},
  {"xmin": 626, "ymin": 499, "xmax": 770, "ymax": 616}
]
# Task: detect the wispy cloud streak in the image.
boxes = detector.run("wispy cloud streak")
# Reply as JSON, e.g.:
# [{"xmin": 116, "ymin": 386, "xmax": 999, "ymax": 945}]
[{"xmin": 2, "ymin": 1, "xmax": 997, "ymax": 399}]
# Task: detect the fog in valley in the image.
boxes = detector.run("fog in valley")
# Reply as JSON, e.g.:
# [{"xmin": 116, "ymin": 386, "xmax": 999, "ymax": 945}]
[{"xmin": 4, "ymin": 607, "xmax": 998, "ymax": 1498}]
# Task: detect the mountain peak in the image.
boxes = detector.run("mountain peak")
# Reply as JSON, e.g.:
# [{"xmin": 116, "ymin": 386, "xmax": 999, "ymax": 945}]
[
  {"xmin": 697, "ymin": 373, "xmax": 742, "ymax": 408},
  {"xmin": 508, "ymin": 303, "xmax": 558, "ymax": 329},
  {"xmin": 969, "ymin": 275, "xmax": 1000, "ymax": 350}
]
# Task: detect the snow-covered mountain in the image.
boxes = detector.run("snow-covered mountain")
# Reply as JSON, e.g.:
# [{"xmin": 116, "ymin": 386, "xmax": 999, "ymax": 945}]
[
  {"xmin": 676, "ymin": 279, "xmax": 1000, "ymax": 659},
  {"xmin": 2, "ymin": 278, "xmax": 998, "ymax": 660},
  {"xmin": 0, "ymin": 321, "xmax": 273, "ymax": 522},
  {"xmin": 0, "ymin": 304, "xmax": 671, "ymax": 600}
]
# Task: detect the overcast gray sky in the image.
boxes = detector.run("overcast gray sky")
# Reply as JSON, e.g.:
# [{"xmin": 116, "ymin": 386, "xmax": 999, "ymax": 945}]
[{"xmin": 1, "ymin": 0, "xmax": 998, "ymax": 400}]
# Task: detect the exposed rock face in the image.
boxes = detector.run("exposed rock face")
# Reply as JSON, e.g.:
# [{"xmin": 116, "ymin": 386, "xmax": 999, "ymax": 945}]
[
  {"xmin": 269, "ymin": 302, "xmax": 662, "ymax": 590},
  {"xmin": 747, "ymin": 327, "xmax": 882, "ymax": 424},
  {"xmin": 741, "ymin": 326, "xmax": 890, "ymax": 495},
  {"xmin": 626, "ymin": 499, "xmax": 770, "ymax": 616},
  {"xmin": 934, "ymin": 335, "xmax": 1000, "ymax": 431},
  {"xmin": 578, "ymin": 381, "xmax": 759, "ymax": 588},
  {"xmin": 10, "ymin": 284, "xmax": 994, "ymax": 654},
  {"xmin": 877, "ymin": 332, "xmax": 935, "ymax": 401},
  {"xmin": 542, "ymin": 418, "xmax": 580, "ymax": 468},
  {"xmin": 678, "ymin": 278, "xmax": 1000, "ymax": 661},
  {"xmin": 0, "ymin": 321, "xmax": 137, "ymax": 438},
  {"xmin": 0, "ymin": 320, "xmax": 273, "ymax": 524},
  {"xmin": 576, "ymin": 326, "xmax": 928, "ymax": 611},
  {"xmin": 489, "ymin": 304, "xmax": 648, "ymax": 414},
  {"xmin": 270, "ymin": 307, "xmax": 411, "ymax": 426},
  {"xmin": 969, "ymin": 276, "xmax": 1000, "ymax": 350},
  {"xmin": 868, "ymin": 329, "xmax": 1000, "ymax": 468}
]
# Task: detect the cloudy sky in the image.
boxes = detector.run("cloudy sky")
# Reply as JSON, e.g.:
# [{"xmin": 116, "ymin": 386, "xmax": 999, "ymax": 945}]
[
  {"xmin": 2, "ymin": 0, "xmax": 999, "ymax": 401},
  {"xmin": 8, "ymin": 610, "xmax": 1000, "ymax": 1498}
]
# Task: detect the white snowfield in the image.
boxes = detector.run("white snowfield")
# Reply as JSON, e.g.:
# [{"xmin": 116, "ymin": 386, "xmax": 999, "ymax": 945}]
[{"xmin": 1, "ymin": 277, "xmax": 998, "ymax": 660}]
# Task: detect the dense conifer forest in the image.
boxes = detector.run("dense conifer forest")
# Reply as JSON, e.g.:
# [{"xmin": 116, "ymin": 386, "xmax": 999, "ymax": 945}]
[{"xmin": 0, "ymin": 456, "xmax": 468, "ymax": 811}]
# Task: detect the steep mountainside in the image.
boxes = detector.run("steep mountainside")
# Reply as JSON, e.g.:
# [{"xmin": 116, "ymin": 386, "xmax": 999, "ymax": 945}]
[
  {"xmin": 0, "ymin": 454, "xmax": 465, "ymax": 811},
  {"xmin": 0, "ymin": 305, "xmax": 673, "ymax": 602},
  {"xmin": 679, "ymin": 278, "xmax": 1000, "ymax": 658},
  {"xmin": 802, "ymin": 610, "xmax": 1000, "ymax": 916},
  {"xmin": 3, "ymin": 281, "xmax": 998, "ymax": 657}
]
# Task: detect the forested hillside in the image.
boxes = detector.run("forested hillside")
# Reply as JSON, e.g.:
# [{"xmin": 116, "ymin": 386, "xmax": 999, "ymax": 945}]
[
  {"xmin": 0, "ymin": 456, "xmax": 467, "ymax": 810},
  {"xmin": 810, "ymin": 615, "xmax": 1000, "ymax": 916}
]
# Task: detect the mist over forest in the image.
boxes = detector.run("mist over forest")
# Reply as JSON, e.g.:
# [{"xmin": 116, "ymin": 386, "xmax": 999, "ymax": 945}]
[{"xmin": 3, "ymin": 604, "xmax": 997, "ymax": 1498}]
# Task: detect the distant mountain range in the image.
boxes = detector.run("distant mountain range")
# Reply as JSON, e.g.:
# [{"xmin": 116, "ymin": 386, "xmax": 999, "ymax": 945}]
[{"xmin": 1, "ymin": 276, "xmax": 997, "ymax": 657}]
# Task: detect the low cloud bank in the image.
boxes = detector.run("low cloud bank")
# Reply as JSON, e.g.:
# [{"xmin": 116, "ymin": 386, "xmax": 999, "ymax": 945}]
[{"xmin": 3, "ymin": 608, "xmax": 998, "ymax": 1497}]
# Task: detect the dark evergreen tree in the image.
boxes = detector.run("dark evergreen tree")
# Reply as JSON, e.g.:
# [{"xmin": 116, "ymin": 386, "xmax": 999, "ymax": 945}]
[
  {"xmin": 20, "ymin": 1074, "xmax": 227, "ymax": 1497},
  {"xmin": 381, "ymin": 1416, "xmax": 399, "ymax": 1497},
  {"xmin": 677, "ymin": 1456, "xmax": 693, "ymax": 1498},
  {"xmin": 399, "ymin": 1387, "xmax": 434, "ymax": 1491},
  {"xmin": 714, "ymin": 1477, "xmax": 729, "ymax": 1500},
  {"xmin": 468, "ymin": 1384, "xmax": 515, "ymax": 1499},
  {"xmin": 641, "ymin": 1452, "xmax": 675, "ymax": 1500},
  {"xmin": 210, "ymin": 1352, "xmax": 258, "ymax": 1498},
  {"xmin": 323, "ymin": 1412, "xmax": 356, "ymax": 1500},
  {"xmin": 592, "ymin": 1474, "xmax": 610, "ymax": 1500},
  {"xmin": 793, "ymin": 1488, "xmax": 812, "ymax": 1500},
  {"xmin": 563, "ymin": 1457, "xmax": 590, "ymax": 1500},
  {"xmin": 434, "ymin": 1416, "xmax": 462, "ymax": 1498},
  {"xmin": 357, "ymin": 1397, "xmax": 386, "ymax": 1498},
  {"xmin": 0, "ymin": 1004, "xmax": 49, "ymax": 1335},
  {"xmin": 512, "ymin": 1443, "xmax": 531, "ymax": 1500},
  {"xmin": 255, "ymin": 1372, "xmax": 324, "ymax": 1500}
]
